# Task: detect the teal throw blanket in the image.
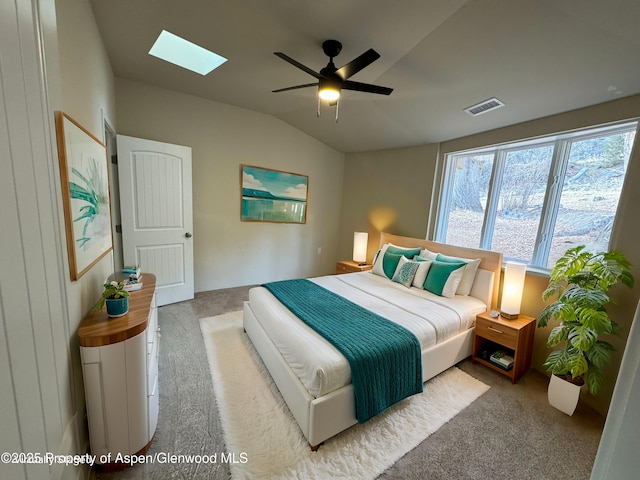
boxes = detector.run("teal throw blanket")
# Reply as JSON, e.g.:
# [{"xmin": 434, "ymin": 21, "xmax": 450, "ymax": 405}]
[{"xmin": 262, "ymin": 279, "xmax": 423, "ymax": 423}]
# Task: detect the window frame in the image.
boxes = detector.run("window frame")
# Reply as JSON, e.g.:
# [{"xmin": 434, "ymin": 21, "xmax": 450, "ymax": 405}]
[{"xmin": 434, "ymin": 120, "xmax": 638, "ymax": 270}]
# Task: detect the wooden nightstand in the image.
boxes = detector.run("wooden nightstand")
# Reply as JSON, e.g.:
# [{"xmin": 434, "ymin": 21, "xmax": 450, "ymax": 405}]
[
  {"xmin": 336, "ymin": 260, "xmax": 372, "ymax": 274},
  {"xmin": 472, "ymin": 311, "xmax": 536, "ymax": 383}
]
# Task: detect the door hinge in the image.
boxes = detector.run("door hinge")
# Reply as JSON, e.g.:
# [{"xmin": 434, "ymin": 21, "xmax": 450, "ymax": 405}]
[
  {"xmin": 111, "ymin": 154, "xmax": 118, "ymax": 165},
  {"xmin": 115, "ymin": 224, "xmax": 122, "ymax": 233}
]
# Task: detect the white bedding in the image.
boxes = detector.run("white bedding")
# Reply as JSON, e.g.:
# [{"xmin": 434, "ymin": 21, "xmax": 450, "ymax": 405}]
[{"xmin": 248, "ymin": 271, "xmax": 487, "ymax": 398}]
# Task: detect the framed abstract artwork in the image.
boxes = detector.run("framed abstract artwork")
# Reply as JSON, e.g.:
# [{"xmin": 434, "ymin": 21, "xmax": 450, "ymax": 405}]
[
  {"xmin": 240, "ymin": 164, "xmax": 308, "ymax": 223},
  {"xmin": 55, "ymin": 112, "xmax": 113, "ymax": 280}
]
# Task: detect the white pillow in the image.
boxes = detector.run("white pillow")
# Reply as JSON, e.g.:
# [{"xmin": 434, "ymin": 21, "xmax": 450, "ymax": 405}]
[
  {"xmin": 412, "ymin": 256, "xmax": 432, "ymax": 288},
  {"xmin": 391, "ymin": 256, "xmax": 420, "ymax": 288},
  {"xmin": 420, "ymin": 248, "xmax": 438, "ymax": 260},
  {"xmin": 435, "ymin": 253, "xmax": 481, "ymax": 296},
  {"xmin": 371, "ymin": 245, "xmax": 390, "ymax": 277}
]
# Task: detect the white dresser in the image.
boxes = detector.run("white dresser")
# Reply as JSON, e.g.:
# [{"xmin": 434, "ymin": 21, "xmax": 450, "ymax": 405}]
[{"xmin": 78, "ymin": 274, "xmax": 159, "ymax": 466}]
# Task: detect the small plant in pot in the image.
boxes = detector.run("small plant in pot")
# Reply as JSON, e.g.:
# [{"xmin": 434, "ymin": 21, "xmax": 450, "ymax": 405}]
[
  {"xmin": 94, "ymin": 280, "xmax": 130, "ymax": 318},
  {"xmin": 538, "ymin": 245, "xmax": 634, "ymax": 414}
]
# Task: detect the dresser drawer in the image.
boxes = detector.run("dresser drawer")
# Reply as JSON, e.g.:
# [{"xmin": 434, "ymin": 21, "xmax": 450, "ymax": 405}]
[{"xmin": 475, "ymin": 317, "xmax": 518, "ymax": 349}]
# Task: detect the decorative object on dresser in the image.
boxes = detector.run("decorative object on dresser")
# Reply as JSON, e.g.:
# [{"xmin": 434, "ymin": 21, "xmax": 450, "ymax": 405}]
[
  {"xmin": 336, "ymin": 260, "xmax": 372, "ymax": 274},
  {"xmin": 94, "ymin": 280, "xmax": 130, "ymax": 318},
  {"xmin": 78, "ymin": 274, "xmax": 159, "ymax": 469},
  {"xmin": 538, "ymin": 246, "xmax": 634, "ymax": 415},
  {"xmin": 500, "ymin": 261, "xmax": 527, "ymax": 319},
  {"xmin": 472, "ymin": 311, "xmax": 536, "ymax": 383}
]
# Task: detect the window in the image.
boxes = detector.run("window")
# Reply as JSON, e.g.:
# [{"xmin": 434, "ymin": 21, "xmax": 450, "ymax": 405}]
[{"xmin": 435, "ymin": 121, "xmax": 637, "ymax": 269}]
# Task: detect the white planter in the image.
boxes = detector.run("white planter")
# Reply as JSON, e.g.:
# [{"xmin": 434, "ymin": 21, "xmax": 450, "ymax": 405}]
[{"xmin": 548, "ymin": 374, "xmax": 584, "ymax": 416}]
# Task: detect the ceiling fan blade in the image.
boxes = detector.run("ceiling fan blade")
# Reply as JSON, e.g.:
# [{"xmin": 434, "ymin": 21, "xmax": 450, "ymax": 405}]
[
  {"xmin": 335, "ymin": 49, "xmax": 380, "ymax": 80},
  {"xmin": 274, "ymin": 52, "xmax": 323, "ymax": 79},
  {"xmin": 342, "ymin": 80, "xmax": 393, "ymax": 95},
  {"xmin": 272, "ymin": 83, "xmax": 318, "ymax": 93}
]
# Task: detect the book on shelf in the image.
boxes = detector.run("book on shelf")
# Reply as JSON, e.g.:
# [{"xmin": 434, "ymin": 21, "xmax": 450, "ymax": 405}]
[{"xmin": 489, "ymin": 350, "xmax": 514, "ymax": 371}]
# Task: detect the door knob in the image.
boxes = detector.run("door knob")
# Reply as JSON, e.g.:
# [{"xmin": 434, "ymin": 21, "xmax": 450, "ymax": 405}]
[{"xmin": 185, "ymin": 232, "xmax": 192, "ymax": 238}]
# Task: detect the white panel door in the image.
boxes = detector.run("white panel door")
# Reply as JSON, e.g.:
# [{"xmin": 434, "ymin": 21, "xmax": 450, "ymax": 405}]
[{"xmin": 117, "ymin": 135, "xmax": 194, "ymax": 306}]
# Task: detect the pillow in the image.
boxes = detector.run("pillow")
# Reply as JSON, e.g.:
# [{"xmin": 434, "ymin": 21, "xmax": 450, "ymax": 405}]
[
  {"xmin": 372, "ymin": 248, "xmax": 382, "ymax": 266},
  {"xmin": 420, "ymin": 248, "xmax": 438, "ymax": 261},
  {"xmin": 372, "ymin": 250, "xmax": 404, "ymax": 279},
  {"xmin": 423, "ymin": 260, "xmax": 466, "ymax": 298},
  {"xmin": 372, "ymin": 244, "xmax": 390, "ymax": 277},
  {"xmin": 391, "ymin": 256, "xmax": 421, "ymax": 288},
  {"xmin": 436, "ymin": 253, "xmax": 481, "ymax": 296},
  {"xmin": 372, "ymin": 245, "xmax": 389, "ymax": 277},
  {"xmin": 372, "ymin": 244, "xmax": 421, "ymax": 278},
  {"xmin": 411, "ymin": 256, "xmax": 432, "ymax": 288},
  {"xmin": 387, "ymin": 244, "xmax": 421, "ymax": 259}
]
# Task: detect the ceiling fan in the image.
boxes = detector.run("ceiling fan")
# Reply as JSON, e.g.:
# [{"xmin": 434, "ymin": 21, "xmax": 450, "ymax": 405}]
[{"xmin": 272, "ymin": 40, "xmax": 393, "ymax": 119}]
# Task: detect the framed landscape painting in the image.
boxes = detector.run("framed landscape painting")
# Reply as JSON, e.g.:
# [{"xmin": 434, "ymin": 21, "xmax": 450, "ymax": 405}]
[
  {"xmin": 241, "ymin": 164, "xmax": 308, "ymax": 223},
  {"xmin": 55, "ymin": 112, "xmax": 113, "ymax": 280}
]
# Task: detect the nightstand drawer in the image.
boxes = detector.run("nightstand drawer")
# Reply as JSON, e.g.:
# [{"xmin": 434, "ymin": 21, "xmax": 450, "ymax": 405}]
[
  {"xmin": 336, "ymin": 261, "xmax": 372, "ymax": 274},
  {"xmin": 336, "ymin": 263, "xmax": 356, "ymax": 274},
  {"xmin": 475, "ymin": 317, "xmax": 518, "ymax": 349}
]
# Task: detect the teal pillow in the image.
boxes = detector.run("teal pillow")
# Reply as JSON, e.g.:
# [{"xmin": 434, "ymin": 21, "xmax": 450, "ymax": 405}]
[
  {"xmin": 436, "ymin": 253, "xmax": 468, "ymax": 266},
  {"xmin": 372, "ymin": 244, "xmax": 421, "ymax": 279},
  {"xmin": 387, "ymin": 245, "xmax": 421, "ymax": 259},
  {"xmin": 382, "ymin": 251, "xmax": 404, "ymax": 279},
  {"xmin": 436, "ymin": 253, "xmax": 481, "ymax": 296},
  {"xmin": 423, "ymin": 260, "xmax": 466, "ymax": 297}
]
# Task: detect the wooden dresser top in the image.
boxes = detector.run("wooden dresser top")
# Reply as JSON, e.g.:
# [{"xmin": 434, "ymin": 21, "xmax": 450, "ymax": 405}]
[{"xmin": 78, "ymin": 274, "xmax": 156, "ymax": 347}]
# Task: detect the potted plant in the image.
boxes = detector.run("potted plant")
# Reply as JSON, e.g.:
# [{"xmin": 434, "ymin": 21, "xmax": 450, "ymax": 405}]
[
  {"xmin": 538, "ymin": 245, "xmax": 634, "ymax": 415},
  {"xmin": 94, "ymin": 280, "xmax": 130, "ymax": 318}
]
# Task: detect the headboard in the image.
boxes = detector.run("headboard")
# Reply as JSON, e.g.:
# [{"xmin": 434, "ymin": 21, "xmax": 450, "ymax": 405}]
[{"xmin": 379, "ymin": 232, "xmax": 503, "ymax": 309}]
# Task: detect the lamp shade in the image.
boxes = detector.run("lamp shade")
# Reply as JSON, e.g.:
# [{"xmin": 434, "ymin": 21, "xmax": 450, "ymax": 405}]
[
  {"xmin": 500, "ymin": 261, "xmax": 526, "ymax": 319},
  {"xmin": 353, "ymin": 232, "xmax": 368, "ymax": 264}
]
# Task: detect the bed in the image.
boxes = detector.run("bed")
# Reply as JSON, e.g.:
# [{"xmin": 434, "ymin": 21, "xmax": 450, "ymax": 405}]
[{"xmin": 243, "ymin": 232, "xmax": 503, "ymax": 448}]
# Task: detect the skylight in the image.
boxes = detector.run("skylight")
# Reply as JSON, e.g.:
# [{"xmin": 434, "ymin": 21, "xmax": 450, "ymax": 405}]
[{"xmin": 148, "ymin": 30, "xmax": 227, "ymax": 75}]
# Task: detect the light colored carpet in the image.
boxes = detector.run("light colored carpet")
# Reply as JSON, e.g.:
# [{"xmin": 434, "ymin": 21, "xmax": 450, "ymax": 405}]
[{"xmin": 200, "ymin": 311, "xmax": 490, "ymax": 480}]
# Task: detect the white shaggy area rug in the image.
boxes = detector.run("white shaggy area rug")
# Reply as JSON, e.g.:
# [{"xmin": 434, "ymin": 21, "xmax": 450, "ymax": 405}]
[{"xmin": 200, "ymin": 311, "xmax": 489, "ymax": 480}]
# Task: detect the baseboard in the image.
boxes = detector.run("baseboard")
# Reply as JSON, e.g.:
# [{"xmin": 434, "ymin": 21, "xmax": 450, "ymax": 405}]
[{"xmin": 52, "ymin": 413, "xmax": 93, "ymax": 480}]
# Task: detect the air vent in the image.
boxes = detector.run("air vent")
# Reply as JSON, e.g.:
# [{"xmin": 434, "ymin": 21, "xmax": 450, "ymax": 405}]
[{"xmin": 464, "ymin": 97, "xmax": 505, "ymax": 117}]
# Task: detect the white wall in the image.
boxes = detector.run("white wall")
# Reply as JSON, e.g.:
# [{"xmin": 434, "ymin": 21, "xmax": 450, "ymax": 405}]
[
  {"xmin": 115, "ymin": 79, "xmax": 345, "ymax": 292},
  {"xmin": 1, "ymin": 0, "xmax": 118, "ymax": 478},
  {"xmin": 54, "ymin": 0, "xmax": 119, "ymax": 467},
  {"xmin": 337, "ymin": 144, "xmax": 440, "ymax": 262},
  {"xmin": 54, "ymin": 0, "xmax": 115, "ymax": 448}
]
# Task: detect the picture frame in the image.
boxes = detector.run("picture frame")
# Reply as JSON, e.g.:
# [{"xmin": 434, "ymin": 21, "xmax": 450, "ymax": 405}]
[
  {"xmin": 55, "ymin": 112, "xmax": 113, "ymax": 280},
  {"xmin": 240, "ymin": 164, "xmax": 308, "ymax": 224}
]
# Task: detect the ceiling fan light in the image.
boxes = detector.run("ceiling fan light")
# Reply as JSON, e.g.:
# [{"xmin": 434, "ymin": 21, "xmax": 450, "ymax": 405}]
[
  {"xmin": 318, "ymin": 77, "xmax": 341, "ymax": 101},
  {"xmin": 318, "ymin": 87, "xmax": 341, "ymax": 101}
]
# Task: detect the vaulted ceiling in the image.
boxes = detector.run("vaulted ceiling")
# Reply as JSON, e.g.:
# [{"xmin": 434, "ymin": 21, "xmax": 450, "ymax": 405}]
[{"xmin": 89, "ymin": 0, "xmax": 640, "ymax": 152}]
